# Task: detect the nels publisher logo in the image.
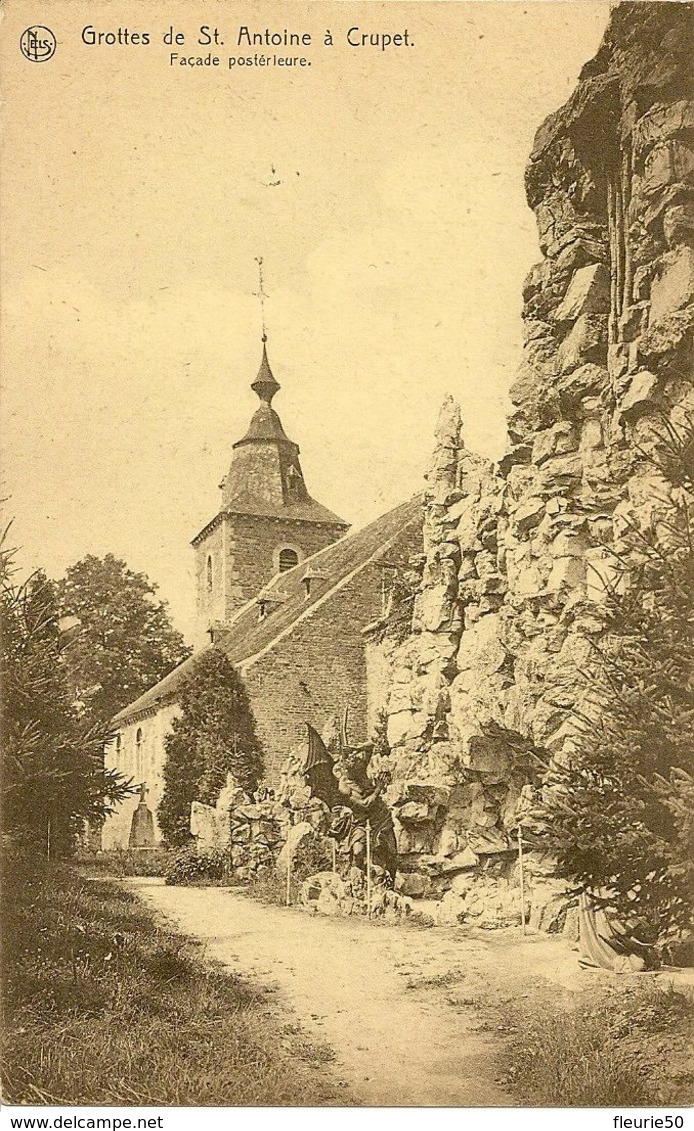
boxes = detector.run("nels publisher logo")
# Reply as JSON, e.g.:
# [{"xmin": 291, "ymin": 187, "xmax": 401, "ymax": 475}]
[{"xmin": 20, "ymin": 26, "xmax": 57, "ymax": 62}]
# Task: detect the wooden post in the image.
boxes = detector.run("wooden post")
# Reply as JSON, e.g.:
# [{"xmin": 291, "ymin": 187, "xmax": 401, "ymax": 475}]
[
  {"xmin": 365, "ymin": 820, "xmax": 372, "ymax": 919},
  {"xmin": 331, "ymin": 839, "xmax": 337, "ymax": 874},
  {"xmin": 517, "ymin": 824, "xmax": 526, "ymax": 936},
  {"xmin": 286, "ymin": 851, "xmax": 292, "ymax": 907}
]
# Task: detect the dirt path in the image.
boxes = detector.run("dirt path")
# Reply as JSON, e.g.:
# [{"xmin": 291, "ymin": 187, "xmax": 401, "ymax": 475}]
[{"xmin": 128, "ymin": 878, "xmax": 590, "ymax": 1107}]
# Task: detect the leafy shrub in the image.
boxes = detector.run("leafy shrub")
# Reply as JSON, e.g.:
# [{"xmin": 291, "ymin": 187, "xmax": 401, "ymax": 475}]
[
  {"xmin": 164, "ymin": 843, "xmax": 232, "ymax": 886},
  {"xmin": 293, "ymin": 829, "xmax": 335, "ymax": 878},
  {"xmin": 158, "ymin": 649, "xmax": 263, "ymax": 848},
  {"xmin": 246, "ymin": 870, "xmax": 292, "ymax": 906}
]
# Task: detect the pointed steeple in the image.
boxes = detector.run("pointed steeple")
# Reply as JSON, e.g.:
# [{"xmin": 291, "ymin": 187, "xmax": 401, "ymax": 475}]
[
  {"xmin": 251, "ymin": 338, "xmax": 280, "ymax": 405},
  {"xmin": 234, "ymin": 338, "xmax": 295, "ymax": 448},
  {"xmin": 216, "ymin": 339, "xmax": 347, "ymax": 528},
  {"xmin": 190, "ymin": 295, "xmax": 349, "ymax": 641}
]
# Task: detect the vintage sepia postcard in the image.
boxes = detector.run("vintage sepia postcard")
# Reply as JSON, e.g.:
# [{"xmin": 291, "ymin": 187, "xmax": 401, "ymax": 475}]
[{"xmin": 1, "ymin": 0, "xmax": 692, "ymax": 1119}]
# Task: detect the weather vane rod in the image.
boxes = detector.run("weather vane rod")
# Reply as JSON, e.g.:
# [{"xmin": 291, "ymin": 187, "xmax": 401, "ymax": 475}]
[{"xmin": 253, "ymin": 256, "xmax": 269, "ymax": 343}]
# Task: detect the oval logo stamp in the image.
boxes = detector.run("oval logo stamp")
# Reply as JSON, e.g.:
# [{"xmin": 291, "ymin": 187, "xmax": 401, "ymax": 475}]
[{"xmin": 20, "ymin": 26, "xmax": 57, "ymax": 62}]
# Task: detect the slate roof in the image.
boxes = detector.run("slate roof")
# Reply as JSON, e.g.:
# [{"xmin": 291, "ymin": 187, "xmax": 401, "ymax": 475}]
[
  {"xmin": 191, "ymin": 497, "xmax": 348, "ymax": 547},
  {"xmin": 234, "ymin": 402, "xmax": 295, "ymax": 447},
  {"xmin": 113, "ymin": 494, "xmax": 423, "ymax": 726},
  {"xmin": 249, "ymin": 341, "xmax": 280, "ymax": 405},
  {"xmin": 210, "ymin": 340, "xmax": 349, "ymax": 528}
]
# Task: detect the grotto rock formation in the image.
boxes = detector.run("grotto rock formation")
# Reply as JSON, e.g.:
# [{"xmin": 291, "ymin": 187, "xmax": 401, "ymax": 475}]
[{"xmin": 368, "ymin": 2, "xmax": 693, "ymax": 929}]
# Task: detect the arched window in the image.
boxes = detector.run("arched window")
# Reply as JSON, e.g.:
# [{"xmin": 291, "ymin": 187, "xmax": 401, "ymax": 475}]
[
  {"xmin": 278, "ymin": 547, "xmax": 299, "ymax": 572},
  {"xmin": 206, "ymin": 555, "xmax": 213, "ymax": 592},
  {"xmin": 135, "ymin": 727, "xmax": 143, "ymax": 779},
  {"xmin": 273, "ymin": 544, "xmax": 302, "ymax": 574}
]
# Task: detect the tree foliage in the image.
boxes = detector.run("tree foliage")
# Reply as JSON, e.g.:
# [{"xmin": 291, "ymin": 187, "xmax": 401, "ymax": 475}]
[
  {"xmin": 158, "ymin": 649, "xmax": 264, "ymax": 848},
  {"xmin": 531, "ymin": 419, "xmax": 694, "ymax": 940},
  {"xmin": 55, "ymin": 554, "xmax": 191, "ymax": 724},
  {"xmin": 1, "ymin": 535, "xmax": 134, "ymax": 855}
]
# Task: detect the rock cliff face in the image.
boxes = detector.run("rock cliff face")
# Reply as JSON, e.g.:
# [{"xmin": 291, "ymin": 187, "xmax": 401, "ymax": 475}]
[{"xmin": 370, "ymin": 2, "xmax": 693, "ymax": 928}]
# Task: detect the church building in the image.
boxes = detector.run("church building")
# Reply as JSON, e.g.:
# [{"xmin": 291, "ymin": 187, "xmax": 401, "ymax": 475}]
[
  {"xmin": 102, "ymin": 339, "xmax": 422, "ymax": 849},
  {"xmin": 192, "ymin": 337, "xmax": 349, "ymax": 649}
]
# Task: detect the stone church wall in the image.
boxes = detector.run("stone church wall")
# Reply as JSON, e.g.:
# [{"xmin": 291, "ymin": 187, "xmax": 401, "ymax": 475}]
[
  {"xmin": 193, "ymin": 521, "xmax": 230, "ymax": 641},
  {"xmin": 372, "ymin": 2, "xmax": 693, "ymax": 928},
  {"xmin": 227, "ymin": 514, "xmax": 347, "ymax": 608},
  {"xmin": 242, "ymin": 520, "xmax": 421, "ymax": 783},
  {"xmin": 102, "ymin": 702, "xmax": 180, "ymax": 850},
  {"xmin": 193, "ymin": 512, "xmax": 347, "ymax": 646},
  {"xmin": 103, "ymin": 519, "xmax": 421, "ymax": 849}
]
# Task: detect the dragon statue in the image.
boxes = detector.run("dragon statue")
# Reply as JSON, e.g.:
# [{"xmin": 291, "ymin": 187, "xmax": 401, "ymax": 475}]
[{"xmin": 303, "ymin": 712, "xmax": 398, "ymax": 885}]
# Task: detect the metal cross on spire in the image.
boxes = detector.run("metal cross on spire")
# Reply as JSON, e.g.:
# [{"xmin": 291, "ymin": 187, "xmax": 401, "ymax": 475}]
[
  {"xmin": 250, "ymin": 257, "xmax": 280, "ymax": 405},
  {"xmin": 253, "ymin": 256, "xmax": 269, "ymax": 343}
]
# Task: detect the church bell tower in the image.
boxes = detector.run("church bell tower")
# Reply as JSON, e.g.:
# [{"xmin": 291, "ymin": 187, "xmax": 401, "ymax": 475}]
[{"xmin": 191, "ymin": 336, "xmax": 349, "ymax": 647}]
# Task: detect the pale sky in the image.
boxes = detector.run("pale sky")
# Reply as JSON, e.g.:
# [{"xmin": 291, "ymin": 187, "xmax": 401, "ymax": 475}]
[{"xmin": 1, "ymin": 0, "xmax": 610, "ymax": 641}]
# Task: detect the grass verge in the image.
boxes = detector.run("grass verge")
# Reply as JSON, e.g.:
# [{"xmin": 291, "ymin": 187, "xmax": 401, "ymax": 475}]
[
  {"xmin": 75, "ymin": 847, "xmax": 171, "ymax": 878},
  {"xmin": 1, "ymin": 850, "xmax": 347, "ymax": 1106},
  {"xmin": 501, "ymin": 981, "xmax": 693, "ymax": 1106}
]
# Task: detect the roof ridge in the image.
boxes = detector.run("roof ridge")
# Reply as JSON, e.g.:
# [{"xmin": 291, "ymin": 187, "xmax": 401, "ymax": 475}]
[
  {"xmin": 262, "ymin": 493, "xmax": 422, "ymax": 593},
  {"xmin": 237, "ymin": 498, "xmax": 423, "ymax": 670},
  {"xmin": 113, "ymin": 495, "xmax": 423, "ymax": 727}
]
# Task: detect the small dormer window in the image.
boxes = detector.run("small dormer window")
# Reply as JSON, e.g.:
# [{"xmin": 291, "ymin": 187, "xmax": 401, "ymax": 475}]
[
  {"xmin": 285, "ymin": 463, "xmax": 303, "ymax": 499},
  {"xmin": 279, "ymin": 547, "xmax": 299, "ymax": 572},
  {"xmin": 256, "ymin": 589, "xmax": 288, "ymax": 621},
  {"xmin": 301, "ymin": 569, "xmax": 327, "ymax": 601},
  {"xmin": 206, "ymin": 555, "xmax": 213, "ymax": 592}
]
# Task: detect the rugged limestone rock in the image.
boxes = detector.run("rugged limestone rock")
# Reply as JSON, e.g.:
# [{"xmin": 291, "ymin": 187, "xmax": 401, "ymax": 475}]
[
  {"xmin": 190, "ymin": 772, "xmax": 291, "ymax": 880},
  {"xmin": 275, "ymin": 821, "xmax": 314, "ymax": 876},
  {"xmin": 300, "ymin": 869, "xmax": 413, "ymax": 920},
  {"xmin": 366, "ymin": 2, "xmax": 693, "ymax": 932}
]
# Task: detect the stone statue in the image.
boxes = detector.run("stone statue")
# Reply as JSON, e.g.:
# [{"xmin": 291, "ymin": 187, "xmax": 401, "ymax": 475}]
[
  {"xmin": 303, "ymin": 720, "xmax": 398, "ymax": 884},
  {"xmin": 128, "ymin": 782, "xmax": 155, "ymax": 848},
  {"xmin": 334, "ymin": 743, "xmax": 398, "ymax": 883}
]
